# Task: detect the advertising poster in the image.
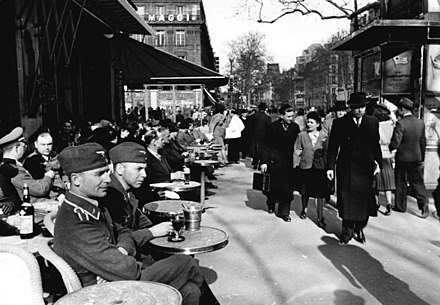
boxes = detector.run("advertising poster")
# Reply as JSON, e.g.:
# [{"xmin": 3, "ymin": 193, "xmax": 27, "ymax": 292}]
[
  {"xmin": 382, "ymin": 50, "xmax": 412, "ymax": 94},
  {"xmin": 426, "ymin": 44, "xmax": 440, "ymax": 93}
]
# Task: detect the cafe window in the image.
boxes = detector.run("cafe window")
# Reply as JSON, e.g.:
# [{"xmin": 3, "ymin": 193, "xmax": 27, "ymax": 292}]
[
  {"xmin": 176, "ymin": 30, "xmax": 185, "ymax": 46},
  {"xmin": 156, "ymin": 5, "xmax": 165, "ymax": 15},
  {"xmin": 156, "ymin": 30, "xmax": 165, "ymax": 46},
  {"xmin": 176, "ymin": 5, "xmax": 185, "ymax": 15}
]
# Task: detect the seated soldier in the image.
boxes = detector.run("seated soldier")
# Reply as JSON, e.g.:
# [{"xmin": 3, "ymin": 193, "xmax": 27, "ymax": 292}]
[
  {"xmin": 54, "ymin": 143, "xmax": 204, "ymax": 305},
  {"xmin": 102, "ymin": 142, "xmax": 173, "ymax": 256},
  {"xmin": 0, "ymin": 127, "xmax": 55, "ymax": 203}
]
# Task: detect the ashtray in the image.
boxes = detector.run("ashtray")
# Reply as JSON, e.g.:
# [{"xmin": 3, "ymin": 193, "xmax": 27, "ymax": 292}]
[{"xmin": 168, "ymin": 235, "xmax": 185, "ymax": 242}]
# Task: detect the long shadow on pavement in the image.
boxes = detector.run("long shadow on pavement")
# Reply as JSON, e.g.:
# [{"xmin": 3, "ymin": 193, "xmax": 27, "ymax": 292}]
[
  {"xmin": 333, "ymin": 290, "xmax": 365, "ymax": 305},
  {"xmin": 319, "ymin": 236, "xmax": 430, "ymax": 305}
]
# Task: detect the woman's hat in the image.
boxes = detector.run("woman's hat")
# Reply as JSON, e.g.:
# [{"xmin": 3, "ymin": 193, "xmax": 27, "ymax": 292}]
[{"xmin": 347, "ymin": 92, "xmax": 369, "ymax": 109}]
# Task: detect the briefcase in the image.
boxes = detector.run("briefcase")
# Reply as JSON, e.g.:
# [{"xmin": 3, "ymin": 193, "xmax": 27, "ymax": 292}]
[{"xmin": 252, "ymin": 172, "xmax": 271, "ymax": 192}]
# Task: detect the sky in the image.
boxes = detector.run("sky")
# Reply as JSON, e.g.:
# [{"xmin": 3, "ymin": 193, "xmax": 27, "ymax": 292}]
[{"xmin": 202, "ymin": 0, "xmax": 351, "ymax": 73}]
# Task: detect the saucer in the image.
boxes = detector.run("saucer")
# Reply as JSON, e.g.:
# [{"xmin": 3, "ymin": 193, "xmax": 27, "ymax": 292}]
[{"xmin": 168, "ymin": 235, "xmax": 185, "ymax": 242}]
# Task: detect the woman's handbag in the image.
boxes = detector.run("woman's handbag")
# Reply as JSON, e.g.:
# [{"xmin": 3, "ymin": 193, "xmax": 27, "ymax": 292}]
[{"xmin": 252, "ymin": 172, "xmax": 271, "ymax": 192}]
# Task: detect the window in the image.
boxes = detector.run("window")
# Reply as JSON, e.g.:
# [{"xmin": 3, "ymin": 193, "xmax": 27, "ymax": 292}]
[
  {"xmin": 156, "ymin": 30, "xmax": 165, "ymax": 46},
  {"xmin": 176, "ymin": 30, "xmax": 185, "ymax": 46},
  {"xmin": 137, "ymin": 6, "xmax": 145, "ymax": 18},
  {"xmin": 176, "ymin": 5, "xmax": 185, "ymax": 15},
  {"xmin": 331, "ymin": 75, "xmax": 336, "ymax": 84},
  {"xmin": 156, "ymin": 5, "xmax": 164, "ymax": 15}
]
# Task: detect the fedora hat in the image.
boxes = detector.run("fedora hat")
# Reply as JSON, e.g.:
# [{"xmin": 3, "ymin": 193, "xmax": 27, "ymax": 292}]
[
  {"xmin": 334, "ymin": 100, "xmax": 348, "ymax": 111},
  {"xmin": 348, "ymin": 92, "xmax": 369, "ymax": 109}
]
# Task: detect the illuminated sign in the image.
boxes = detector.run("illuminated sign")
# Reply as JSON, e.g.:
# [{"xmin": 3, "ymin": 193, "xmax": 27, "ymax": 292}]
[{"xmin": 147, "ymin": 14, "xmax": 198, "ymax": 22}]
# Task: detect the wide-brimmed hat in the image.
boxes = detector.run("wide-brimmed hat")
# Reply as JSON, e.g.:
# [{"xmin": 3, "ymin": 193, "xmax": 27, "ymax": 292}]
[
  {"xmin": 348, "ymin": 92, "xmax": 369, "ymax": 109},
  {"xmin": 334, "ymin": 100, "xmax": 348, "ymax": 111}
]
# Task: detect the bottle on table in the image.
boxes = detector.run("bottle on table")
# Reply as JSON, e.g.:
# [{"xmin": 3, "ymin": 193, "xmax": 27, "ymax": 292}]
[{"xmin": 19, "ymin": 183, "xmax": 34, "ymax": 239}]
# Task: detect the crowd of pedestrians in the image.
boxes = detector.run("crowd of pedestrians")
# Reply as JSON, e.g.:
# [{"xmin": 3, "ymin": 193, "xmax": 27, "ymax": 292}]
[{"xmin": 0, "ymin": 94, "xmax": 439, "ymax": 303}]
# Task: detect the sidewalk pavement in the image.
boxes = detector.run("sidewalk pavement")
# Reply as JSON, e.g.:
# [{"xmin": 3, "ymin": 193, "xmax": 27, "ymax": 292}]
[{"xmin": 197, "ymin": 158, "xmax": 440, "ymax": 305}]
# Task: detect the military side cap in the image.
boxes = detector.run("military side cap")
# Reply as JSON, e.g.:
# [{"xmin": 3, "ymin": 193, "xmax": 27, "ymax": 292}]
[
  {"xmin": 109, "ymin": 142, "xmax": 147, "ymax": 164},
  {"xmin": 398, "ymin": 97, "xmax": 414, "ymax": 110},
  {"xmin": 0, "ymin": 127, "xmax": 24, "ymax": 147},
  {"xmin": 58, "ymin": 143, "xmax": 108, "ymax": 175}
]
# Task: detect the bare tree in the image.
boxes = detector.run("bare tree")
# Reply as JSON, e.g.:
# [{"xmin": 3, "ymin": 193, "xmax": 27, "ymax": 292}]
[
  {"xmin": 246, "ymin": 0, "xmax": 361, "ymax": 24},
  {"xmin": 228, "ymin": 31, "xmax": 272, "ymax": 105}
]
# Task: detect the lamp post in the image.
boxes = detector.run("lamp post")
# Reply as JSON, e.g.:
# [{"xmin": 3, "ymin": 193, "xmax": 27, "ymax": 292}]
[{"xmin": 229, "ymin": 57, "xmax": 234, "ymax": 107}]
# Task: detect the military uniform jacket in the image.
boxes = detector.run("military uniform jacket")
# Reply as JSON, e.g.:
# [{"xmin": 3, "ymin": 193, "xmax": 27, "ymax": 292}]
[
  {"xmin": 0, "ymin": 158, "xmax": 53, "ymax": 203},
  {"xmin": 101, "ymin": 175, "xmax": 154, "ymax": 249},
  {"xmin": 53, "ymin": 191, "xmax": 141, "ymax": 287}
]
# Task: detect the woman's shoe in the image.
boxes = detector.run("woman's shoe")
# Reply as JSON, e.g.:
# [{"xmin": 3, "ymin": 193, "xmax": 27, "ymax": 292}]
[
  {"xmin": 384, "ymin": 204, "xmax": 392, "ymax": 216},
  {"xmin": 299, "ymin": 210, "xmax": 307, "ymax": 219},
  {"xmin": 317, "ymin": 219, "xmax": 327, "ymax": 229}
]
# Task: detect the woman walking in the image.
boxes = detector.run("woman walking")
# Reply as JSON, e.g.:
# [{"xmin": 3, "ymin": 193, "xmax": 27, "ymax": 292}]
[
  {"xmin": 373, "ymin": 105, "xmax": 396, "ymax": 215},
  {"xmin": 294, "ymin": 111, "xmax": 329, "ymax": 229}
]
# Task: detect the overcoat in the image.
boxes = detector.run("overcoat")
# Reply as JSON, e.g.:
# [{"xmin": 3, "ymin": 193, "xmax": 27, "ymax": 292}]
[{"xmin": 326, "ymin": 114, "xmax": 383, "ymax": 221}]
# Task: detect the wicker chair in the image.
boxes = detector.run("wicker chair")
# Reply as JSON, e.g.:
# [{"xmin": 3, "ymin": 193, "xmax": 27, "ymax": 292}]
[
  {"xmin": 0, "ymin": 243, "xmax": 45, "ymax": 305},
  {"xmin": 37, "ymin": 238, "xmax": 82, "ymax": 293},
  {"xmin": 43, "ymin": 210, "xmax": 57, "ymax": 236}
]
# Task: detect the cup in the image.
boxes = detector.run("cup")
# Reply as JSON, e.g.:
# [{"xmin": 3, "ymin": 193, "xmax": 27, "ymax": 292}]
[{"xmin": 183, "ymin": 204, "xmax": 203, "ymax": 231}]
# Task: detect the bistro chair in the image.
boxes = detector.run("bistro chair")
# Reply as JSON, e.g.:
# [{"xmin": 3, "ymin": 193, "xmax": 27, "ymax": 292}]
[
  {"xmin": 43, "ymin": 209, "xmax": 57, "ymax": 236},
  {"xmin": 37, "ymin": 239, "xmax": 82, "ymax": 294},
  {"xmin": 0, "ymin": 243, "xmax": 45, "ymax": 305}
]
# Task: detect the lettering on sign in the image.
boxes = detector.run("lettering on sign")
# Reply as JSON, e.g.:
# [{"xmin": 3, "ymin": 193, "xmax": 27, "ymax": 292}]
[{"xmin": 147, "ymin": 14, "xmax": 197, "ymax": 22}]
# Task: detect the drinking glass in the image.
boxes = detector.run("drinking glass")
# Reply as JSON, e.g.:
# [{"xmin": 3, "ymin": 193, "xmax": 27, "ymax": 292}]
[{"xmin": 171, "ymin": 215, "xmax": 184, "ymax": 241}]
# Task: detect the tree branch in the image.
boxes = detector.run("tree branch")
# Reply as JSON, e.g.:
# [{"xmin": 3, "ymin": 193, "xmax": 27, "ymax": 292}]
[{"xmin": 256, "ymin": 0, "xmax": 355, "ymax": 24}]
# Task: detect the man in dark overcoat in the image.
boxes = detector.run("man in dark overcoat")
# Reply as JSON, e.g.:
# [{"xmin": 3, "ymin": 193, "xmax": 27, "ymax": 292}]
[
  {"xmin": 248, "ymin": 102, "xmax": 272, "ymax": 169},
  {"xmin": 389, "ymin": 97, "xmax": 429, "ymax": 218},
  {"xmin": 260, "ymin": 104, "xmax": 300, "ymax": 222},
  {"xmin": 54, "ymin": 143, "xmax": 204, "ymax": 305},
  {"xmin": 327, "ymin": 92, "xmax": 383, "ymax": 244}
]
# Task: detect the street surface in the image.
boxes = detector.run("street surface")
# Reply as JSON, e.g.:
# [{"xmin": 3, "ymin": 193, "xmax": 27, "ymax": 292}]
[{"xmin": 197, "ymin": 159, "xmax": 440, "ymax": 305}]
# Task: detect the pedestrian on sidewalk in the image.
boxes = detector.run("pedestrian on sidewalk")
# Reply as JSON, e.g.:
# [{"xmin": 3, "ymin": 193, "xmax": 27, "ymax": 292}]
[
  {"xmin": 260, "ymin": 104, "xmax": 300, "ymax": 222},
  {"xmin": 372, "ymin": 104, "xmax": 396, "ymax": 215},
  {"xmin": 327, "ymin": 92, "xmax": 383, "ymax": 244},
  {"xmin": 389, "ymin": 97, "xmax": 429, "ymax": 218},
  {"xmin": 293, "ymin": 111, "xmax": 329, "ymax": 229},
  {"xmin": 248, "ymin": 102, "xmax": 271, "ymax": 169},
  {"xmin": 225, "ymin": 109, "xmax": 245, "ymax": 164}
]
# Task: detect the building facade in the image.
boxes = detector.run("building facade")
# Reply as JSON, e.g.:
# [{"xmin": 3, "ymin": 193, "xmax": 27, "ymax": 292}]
[{"xmin": 129, "ymin": 0, "xmax": 218, "ymax": 112}]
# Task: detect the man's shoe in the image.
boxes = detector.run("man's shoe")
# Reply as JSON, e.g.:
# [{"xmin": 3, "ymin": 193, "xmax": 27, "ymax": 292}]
[
  {"xmin": 206, "ymin": 182, "xmax": 218, "ymax": 189},
  {"xmin": 299, "ymin": 210, "xmax": 307, "ymax": 219},
  {"xmin": 392, "ymin": 207, "xmax": 405, "ymax": 212},
  {"xmin": 421, "ymin": 205, "xmax": 429, "ymax": 218},
  {"xmin": 280, "ymin": 215, "xmax": 291, "ymax": 222},
  {"xmin": 268, "ymin": 209, "xmax": 274, "ymax": 214},
  {"xmin": 317, "ymin": 219, "xmax": 327, "ymax": 229}
]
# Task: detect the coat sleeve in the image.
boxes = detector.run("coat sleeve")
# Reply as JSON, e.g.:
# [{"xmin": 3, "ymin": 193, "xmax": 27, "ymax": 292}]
[
  {"xmin": 67, "ymin": 220, "xmax": 143, "ymax": 281},
  {"xmin": 293, "ymin": 134, "xmax": 303, "ymax": 168},
  {"xmin": 389, "ymin": 121, "xmax": 403, "ymax": 152},
  {"xmin": 11, "ymin": 168, "xmax": 53, "ymax": 197},
  {"xmin": 420, "ymin": 121, "xmax": 426, "ymax": 161},
  {"xmin": 326, "ymin": 119, "xmax": 341, "ymax": 170},
  {"xmin": 371, "ymin": 118, "xmax": 383, "ymax": 168}
]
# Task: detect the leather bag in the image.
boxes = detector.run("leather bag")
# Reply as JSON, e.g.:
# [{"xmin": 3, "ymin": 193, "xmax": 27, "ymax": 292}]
[{"xmin": 252, "ymin": 172, "xmax": 271, "ymax": 192}]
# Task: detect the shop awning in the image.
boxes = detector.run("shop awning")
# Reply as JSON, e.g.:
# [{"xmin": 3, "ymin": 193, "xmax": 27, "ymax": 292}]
[
  {"xmin": 73, "ymin": 0, "xmax": 154, "ymax": 35},
  {"xmin": 113, "ymin": 35, "xmax": 229, "ymax": 88},
  {"xmin": 333, "ymin": 19, "xmax": 440, "ymax": 51}
]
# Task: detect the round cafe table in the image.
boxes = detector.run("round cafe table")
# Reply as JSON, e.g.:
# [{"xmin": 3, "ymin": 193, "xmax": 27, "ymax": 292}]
[
  {"xmin": 149, "ymin": 226, "xmax": 228, "ymax": 255},
  {"xmin": 143, "ymin": 200, "xmax": 200, "ymax": 219},
  {"xmin": 150, "ymin": 181, "xmax": 201, "ymax": 193},
  {"xmin": 190, "ymin": 160, "xmax": 219, "ymax": 205},
  {"xmin": 54, "ymin": 280, "xmax": 182, "ymax": 305}
]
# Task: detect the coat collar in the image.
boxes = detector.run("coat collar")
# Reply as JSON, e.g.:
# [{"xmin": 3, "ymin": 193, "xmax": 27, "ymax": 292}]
[
  {"xmin": 108, "ymin": 174, "xmax": 129, "ymax": 201},
  {"xmin": 65, "ymin": 191, "xmax": 101, "ymax": 220}
]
